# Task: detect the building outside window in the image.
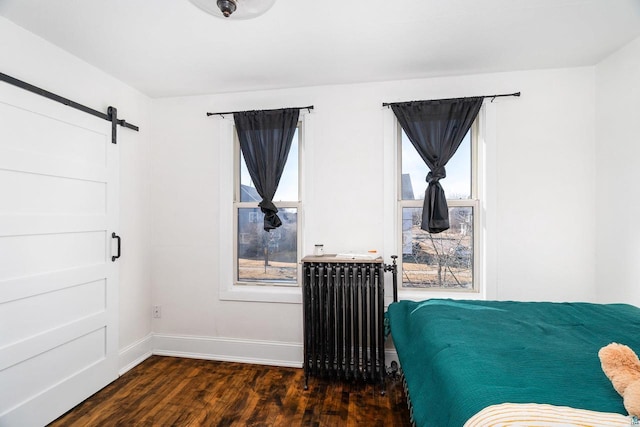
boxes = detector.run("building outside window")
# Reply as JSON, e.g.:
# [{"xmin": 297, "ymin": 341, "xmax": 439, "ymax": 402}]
[
  {"xmin": 398, "ymin": 120, "xmax": 479, "ymax": 291},
  {"xmin": 234, "ymin": 126, "xmax": 301, "ymax": 286}
]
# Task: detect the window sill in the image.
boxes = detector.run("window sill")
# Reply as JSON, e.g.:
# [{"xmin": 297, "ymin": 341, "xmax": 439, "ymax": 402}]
[
  {"xmin": 396, "ymin": 289, "xmax": 484, "ymax": 302},
  {"xmin": 219, "ymin": 284, "xmax": 302, "ymax": 304}
]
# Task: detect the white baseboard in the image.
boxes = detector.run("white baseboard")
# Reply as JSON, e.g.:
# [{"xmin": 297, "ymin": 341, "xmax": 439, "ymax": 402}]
[
  {"xmin": 385, "ymin": 348, "xmax": 399, "ymax": 365},
  {"xmin": 119, "ymin": 333, "xmax": 398, "ymax": 372},
  {"xmin": 152, "ymin": 334, "xmax": 304, "ymax": 368},
  {"xmin": 118, "ymin": 333, "xmax": 153, "ymax": 375}
]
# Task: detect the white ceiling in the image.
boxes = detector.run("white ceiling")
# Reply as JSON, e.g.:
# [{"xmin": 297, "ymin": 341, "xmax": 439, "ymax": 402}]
[{"xmin": 2, "ymin": 0, "xmax": 640, "ymax": 98}]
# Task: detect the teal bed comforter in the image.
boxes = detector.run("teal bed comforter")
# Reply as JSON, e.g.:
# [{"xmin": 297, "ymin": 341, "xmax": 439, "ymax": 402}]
[{"xmin": 387, "ymin": 299, "xmax": 640, "ymax": 427}]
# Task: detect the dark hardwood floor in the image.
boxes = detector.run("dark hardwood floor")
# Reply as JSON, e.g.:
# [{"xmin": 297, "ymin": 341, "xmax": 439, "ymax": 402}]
[{"xmin": 49, "ymin": 356, "xmax": 411, "ymax": 426}]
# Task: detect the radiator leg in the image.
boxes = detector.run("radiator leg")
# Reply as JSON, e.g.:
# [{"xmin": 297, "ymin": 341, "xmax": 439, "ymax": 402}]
[{"xmin": 388, "ymin": 360, "xmax": 399, "ymax": 378}]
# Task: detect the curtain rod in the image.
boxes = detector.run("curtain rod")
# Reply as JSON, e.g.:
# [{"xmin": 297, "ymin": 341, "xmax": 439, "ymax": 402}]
[
  {"xmin": 382, "ymin": 92, "xmax": 520, "ymax": 107},
  {"xmin": 0, "ymin": 72, "xmax": 139, "ymax": 142},
  {"xmin": 206, "ymin": 105, "xmax": 314, "ymax": 117}
]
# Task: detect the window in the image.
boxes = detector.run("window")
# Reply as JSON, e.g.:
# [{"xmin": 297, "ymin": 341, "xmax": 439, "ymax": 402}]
[
  {"xmin": 398, "ymin": 119, "xmax": 479, "ymax": 291},
  {"xmin": 234, "ymin": 126, "xmax": 301, "ymax": 286}
]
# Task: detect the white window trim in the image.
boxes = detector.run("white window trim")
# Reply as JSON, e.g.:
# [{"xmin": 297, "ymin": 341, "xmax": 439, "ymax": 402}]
[
  {"xmin": 398, "ymin": 120, "xmax": 480, "ymax": 294},
  {"xmin": 233, "ymin": 125, "xmax": 302, "ymax": 288},
  {"xmin": 218, "ymin": 114, "xmax": 312, "ymax": 304},
  {"xmin": 382, "ymin": 103, "xmax": 497, "ymax": 302}
]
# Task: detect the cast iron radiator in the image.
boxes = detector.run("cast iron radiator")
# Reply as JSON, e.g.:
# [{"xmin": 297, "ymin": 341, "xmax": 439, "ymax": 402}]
[{"xmin": 302, "ymin": 255, "xmax": 397, "ymax": 391}]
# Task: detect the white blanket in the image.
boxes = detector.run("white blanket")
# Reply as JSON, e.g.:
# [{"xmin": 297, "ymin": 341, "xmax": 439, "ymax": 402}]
[{"xmin": 464, "ymin": 403, "xmax": 636, "ymax": 427}]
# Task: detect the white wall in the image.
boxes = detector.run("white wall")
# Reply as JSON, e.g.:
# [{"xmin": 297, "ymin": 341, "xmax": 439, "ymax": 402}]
[
  {"xmin": 0, "ymin": 17, "xmax": 154, "ymax": 371},
  {"xmin": 493, "ymin": 68, "xmax": 596, "ymax": 301},
  {"xmin": 150, "ymin": 66, "xmax": 597, "ymax": 363},
  {"xmin": 595, "ymin": 35, "xmax": 640, "ymax": 306}
]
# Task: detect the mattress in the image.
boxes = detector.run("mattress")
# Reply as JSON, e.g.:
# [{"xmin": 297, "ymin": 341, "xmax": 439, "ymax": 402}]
[{"xmin": 387, "ymin": 299, "xmax": 640, "ymax": 427}]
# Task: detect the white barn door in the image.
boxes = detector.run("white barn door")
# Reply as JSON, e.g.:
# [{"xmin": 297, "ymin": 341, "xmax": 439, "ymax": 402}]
[{"xmin": 0, "ymin": 82, "xmax": 119, "ymax": 426}]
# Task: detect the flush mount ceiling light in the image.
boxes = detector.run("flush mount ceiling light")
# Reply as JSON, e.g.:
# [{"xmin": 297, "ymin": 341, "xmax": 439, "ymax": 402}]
[{"xmin": 189, "ymin": 0, "xmax": 276, "ymax": 20}]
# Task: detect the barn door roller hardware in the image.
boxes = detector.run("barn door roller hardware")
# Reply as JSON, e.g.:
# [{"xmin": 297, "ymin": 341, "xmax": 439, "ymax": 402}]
[{"xmin": 0, "ymin": 72, "xmax": 139, "ymax": 144}]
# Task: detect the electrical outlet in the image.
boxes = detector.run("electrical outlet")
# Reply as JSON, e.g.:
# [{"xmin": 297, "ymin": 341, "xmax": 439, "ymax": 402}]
[{"xmin": 153, "ymin": 305, "xmax": 161, "ymax": 318}]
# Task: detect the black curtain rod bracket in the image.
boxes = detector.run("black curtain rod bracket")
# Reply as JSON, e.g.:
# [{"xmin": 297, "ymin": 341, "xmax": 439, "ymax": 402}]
[
  {"xmin": 382, "ymin": 92, "xmax": 520, "ymax": 108},
  {"xmin": 207, "ymin": 105, "xmax": 314, "ymax": 118},
  {"xmin": 0, "ymin": 72, "xmax": 139, "ymax": 144}
]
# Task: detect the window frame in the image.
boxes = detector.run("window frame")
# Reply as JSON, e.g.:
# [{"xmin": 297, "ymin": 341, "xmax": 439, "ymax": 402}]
[
  {"xmin": 232, "ymin": 124, "xmax": 302, "ymax": 287},
  {"xmin": 218, "ymin": 114, "xmax": 310, "ymax": 304},
  {"xmin": 396, "ymin": 118, "xmax": 481, "ymax": 293}
]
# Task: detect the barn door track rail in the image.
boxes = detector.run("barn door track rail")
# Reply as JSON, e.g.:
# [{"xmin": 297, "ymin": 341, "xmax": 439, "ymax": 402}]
[{"xmin": 0, "ymin": 72, "xmax": 139, "ymax": 144}]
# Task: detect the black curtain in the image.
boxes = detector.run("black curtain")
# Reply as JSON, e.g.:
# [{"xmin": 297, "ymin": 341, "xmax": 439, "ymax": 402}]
[
  {"xmin": 391, "ymin": 97, "xmax": 483, "ymax": 233},
  {"xmin": 234, "ymin": 108, "xmax": 300, "ymax": 231}
]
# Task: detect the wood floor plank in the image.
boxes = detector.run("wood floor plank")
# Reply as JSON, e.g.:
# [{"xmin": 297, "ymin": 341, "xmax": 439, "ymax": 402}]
[{"xmin": 49, "ymin": 356, "xmax": 411, "ymax": 426}]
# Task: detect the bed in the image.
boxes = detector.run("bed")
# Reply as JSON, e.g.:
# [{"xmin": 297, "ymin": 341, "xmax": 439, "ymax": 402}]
[{"xmin": 387, "ymin": 299, "xmax": 640, "ymax": 426}]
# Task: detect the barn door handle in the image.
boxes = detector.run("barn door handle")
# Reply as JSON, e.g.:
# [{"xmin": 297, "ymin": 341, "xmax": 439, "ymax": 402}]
[{"xmin": 112, "ymin": 232, "xmax": 121, "ymax": 262}]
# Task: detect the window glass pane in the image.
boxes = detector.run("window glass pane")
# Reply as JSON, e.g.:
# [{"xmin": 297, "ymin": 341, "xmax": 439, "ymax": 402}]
[
  {"xmin": 401, "ymin": 130, "xmax": 471, "ymax": 200},
  {"xmin": 401, "ymin": 206, "xmax": 473, "ymax": 289},
  {"xmin": 240, "ymin": 129, "xmax": 298, "ymax": 202},
  {"xmin": 237, "ymin": 207, "xmax": 297, "ymax": 283}
]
